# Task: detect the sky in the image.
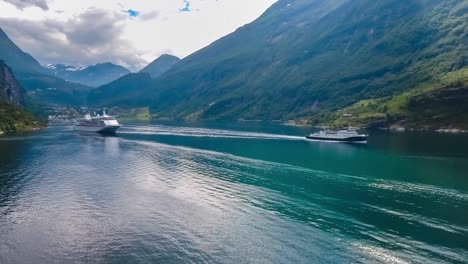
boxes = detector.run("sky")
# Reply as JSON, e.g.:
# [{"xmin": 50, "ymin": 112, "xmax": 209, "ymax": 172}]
[{"xmin": 0, "ymin": 0, "xmax": 277, "ymax": 71}]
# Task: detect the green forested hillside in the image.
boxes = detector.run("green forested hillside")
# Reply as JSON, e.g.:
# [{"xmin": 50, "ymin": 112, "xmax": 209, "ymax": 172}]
[
  {"xmin": 325, "ymin": 68, "xmax": 468, "ymax": 129},
  {"xmin": 92, "ymin": 0, "xmax": 467, "ymax": 127},
  {"xmin": 0, "ymin": 100, "xmax": 42, "ymax": 133},
  {"xmin": 87, "ymin": 73, "xmax": 153, "ymax": 107},
  {"xmin": 18, "ymin": 72, "xmax": 92, "ymax": 106}
]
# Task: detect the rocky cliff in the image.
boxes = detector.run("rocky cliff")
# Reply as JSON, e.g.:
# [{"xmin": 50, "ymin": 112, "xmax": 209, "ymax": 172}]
[
  {"xmin": 0, "ymin": 60, "xmax": 24, "ymax": 105},
  {"xmin": 0, "ymin": 60, "xmax": 41, "ymax": 133}
]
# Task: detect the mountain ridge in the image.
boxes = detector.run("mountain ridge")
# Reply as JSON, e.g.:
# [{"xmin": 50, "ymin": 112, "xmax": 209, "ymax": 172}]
[
  {"xmin": 87, "ymin": 54, "xmax": 181, "ymax": 106},
  {"xmin": 140, "ymin": 54, "xmax": 180, "ymax": 78},
  {"xmin": 45, "ymin": 62, "xmax": 130, "ymax": 87}
]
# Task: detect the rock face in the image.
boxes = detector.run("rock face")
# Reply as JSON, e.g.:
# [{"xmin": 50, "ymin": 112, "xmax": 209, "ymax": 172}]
[
  {"xmin": 0, "ymin": 60, "xmax": 41, "ymax": 133},
  {"xmin": 0, "ymin": 60, "xmax": 24, "ymax": 105}
]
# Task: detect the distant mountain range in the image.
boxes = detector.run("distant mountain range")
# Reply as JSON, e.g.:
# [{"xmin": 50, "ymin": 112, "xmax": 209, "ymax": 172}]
[
  {"xmin": 140, "ymin": 54, "xmax": 180, "ymax": 78},
  {"xmin": 87, "ymin": 54, "xmax": 181, "ymax": 106},
  {"xmin": 88, "ymin": 0, "xmax": 467, "ymax": 129},
  {"xmin": 45, "ymin": 62, "xmax": 130, "ymax": 87}
]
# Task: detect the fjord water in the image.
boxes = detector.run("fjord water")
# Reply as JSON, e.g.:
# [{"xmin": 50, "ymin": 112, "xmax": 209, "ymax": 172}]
[{"xmin": 0, "ymin": 123, "xmax": 467, "ymax": 263}]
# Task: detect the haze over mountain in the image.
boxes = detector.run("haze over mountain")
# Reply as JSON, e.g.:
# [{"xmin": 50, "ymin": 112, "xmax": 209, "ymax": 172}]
[
  {"xmin": 140, "ymin": 55, "xmax": 180, "ymax": 78},
  {"xmin": 45, "ymin": 62, "xmax": 130, "ymax": 87},
  {"xmin": 89, "ymin": 0, "xmax": 467, "ymax": 128}
]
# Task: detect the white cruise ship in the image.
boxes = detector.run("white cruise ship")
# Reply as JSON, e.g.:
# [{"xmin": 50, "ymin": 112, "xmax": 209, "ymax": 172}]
[
  {"xmin": 306, "ymin": 127, "xmax": 368, "ymax": 143},
  {"xmin": 73, "ymin": 111, "xmax": 121, "ymax": 134}
]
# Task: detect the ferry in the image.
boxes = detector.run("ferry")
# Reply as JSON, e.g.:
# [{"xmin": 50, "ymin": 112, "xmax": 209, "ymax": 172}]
[
  {"xmin": 306, "ymin": 127, "xmax": 368, "ymax": 143},
  {"xmin": 73, "ymin": 110, "xmax": 121, "ymax": 134}
]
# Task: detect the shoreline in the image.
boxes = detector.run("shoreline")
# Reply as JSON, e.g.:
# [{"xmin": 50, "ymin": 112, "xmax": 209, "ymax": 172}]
[
  {"xmin": 0, "ymin": 126, "xmax": 43, "ymax": 136},
  {"xmin": 282, "ymin": 120, "xmax": 468, "ymax": 134}
]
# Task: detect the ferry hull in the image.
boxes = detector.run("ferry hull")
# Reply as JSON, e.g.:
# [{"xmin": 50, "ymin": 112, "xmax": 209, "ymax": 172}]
[
  {"xmin": 73, "ymin": 125, "xmax": 120, "ymax": 134},
  {"xmin": 306, "ymin": 135, "xmax": 367, "ymax": 143}
]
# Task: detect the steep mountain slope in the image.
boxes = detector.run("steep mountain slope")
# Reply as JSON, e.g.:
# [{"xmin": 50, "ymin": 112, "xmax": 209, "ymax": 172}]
[
  {"xmin": 0, "ymin": 61, "xmax": 41, "ymax": 132},
  {"xmin": 140, "ymin": 54, "xmax": 180, "ymax": 78},
  {"xmin": 128, "ymin": 0, "xmax": 466, "ymax": 123},
  {"xmin": 0, "ymin": 60, "xmax": 24, "ymax": 105},
  {"xmin": 87, "ymin": 73, "xmax": 153, "ymax": 107},
  {"xmin": 45, "ymin": 62, "xmax": 130, "ymax": 87},
  {"xmin": 0, "ymin": 28, "xmax": 45, "ymax": 74},
  {"xmin": 0, "ymin": 27, "xmax": 92, "ymax": 106}
]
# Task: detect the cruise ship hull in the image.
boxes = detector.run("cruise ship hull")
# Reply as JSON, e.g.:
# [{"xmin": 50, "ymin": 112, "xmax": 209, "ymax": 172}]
[
  {"xmin": 73, "ymin": 125, "xmax": 120, "ymax": 134},
  {"xmin": 306, "ymin": 135, "xmax": 367, "ymax": 143}
]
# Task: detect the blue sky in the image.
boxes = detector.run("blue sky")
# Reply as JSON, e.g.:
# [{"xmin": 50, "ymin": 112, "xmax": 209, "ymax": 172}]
[
  {"xmin": 123, "ymin": 9, "xmax": 140, "ymax": 17},
  {"xmin": 179, "ymin": 0, "xmax": 191, "ymax": 12}
]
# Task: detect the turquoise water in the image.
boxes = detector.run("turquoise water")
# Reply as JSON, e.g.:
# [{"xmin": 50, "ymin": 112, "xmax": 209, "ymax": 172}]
[{"xmin": 0, "ymin": 122, "xmax": 467, "ymax": 263}]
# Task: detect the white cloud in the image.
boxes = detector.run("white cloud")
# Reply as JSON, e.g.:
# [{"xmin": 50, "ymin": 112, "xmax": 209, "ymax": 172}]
[
  {"xmin": 0, "ymin": 0, "xmax": 278, "ymax": 70},
  {"xmin": 1, "ymin": 0, "xmax": 49, "ymax": 10}
]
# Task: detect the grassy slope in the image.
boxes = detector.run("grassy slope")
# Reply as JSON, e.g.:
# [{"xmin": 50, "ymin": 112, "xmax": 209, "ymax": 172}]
[
  {"xmin": 324, "ymin": 68, "xmax": 468, "ymax": 129},
  {"xmin": 116, "ymin": 107, "xmax": 151, "ymax": 121},
  {"xmin": 0, "ymin": 100, "xmax": 44, "ymax": 133}
]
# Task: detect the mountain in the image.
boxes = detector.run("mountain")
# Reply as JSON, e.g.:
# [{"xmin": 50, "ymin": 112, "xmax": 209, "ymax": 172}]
[
  {"xmin": 0, "ymin": 60, "xmax": 25, "ymax": 106},
  {"xmin": 19, "ymin": 72, "xmax": 93, "ymax": 106},
  {"xmin": 0, "ymin": 27, "xmax": 92, "ymax": 106},
  {"xmin": 91, "ymin": 0, "xmax": 466, "ymax": 128},
  {"xmin": 0, "ymin": 60, "xmax": 24, "ymax": 105},
  {"xmin": 0, "ymin": 28, "xmax": 44, "ymax": 74},
  {"xmin": 86, "ymin": 55, "xmax": 179, "ymax": 106},
  {"xmin": 87, "ymin": 72, "xmax": 153, "ymax": 107},
  {"xmin": 140, "ymin": 54, "xmax": 180, "ymax": 78},
  {"xmin": 0, "ymin": 60, "xmax": 41, "ymax": 133},
  {"xmin": 45, "ymin": 62, "xmax": 130, "ymax": 87}
]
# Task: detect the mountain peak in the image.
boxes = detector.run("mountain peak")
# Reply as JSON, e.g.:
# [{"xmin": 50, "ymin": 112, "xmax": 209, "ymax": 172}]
[
  {"xmin": 140, "ymin": 54, "xmax": 180, "ymax": 78},
  {"xmin": 95, "ymin": 62, "xmax": 117, "ymax": 67},
  {"xmin": 45, "ymin": 62, "xmax": 130, "ymax": 87},
  {"xmin": 158, "ymin": 54, "xmax": 180, "ymax": 60}
]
